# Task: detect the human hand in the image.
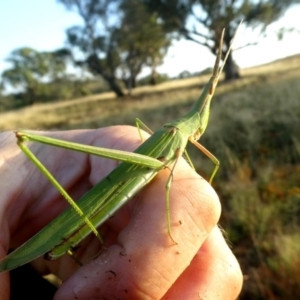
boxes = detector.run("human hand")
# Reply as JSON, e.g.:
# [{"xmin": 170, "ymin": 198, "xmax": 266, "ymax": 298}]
[{"xmin": 0, "ymin": 126, "xmax": 242, "ymax": 299}]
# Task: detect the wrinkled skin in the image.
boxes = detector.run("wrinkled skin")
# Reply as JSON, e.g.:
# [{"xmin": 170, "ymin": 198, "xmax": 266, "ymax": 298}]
[{"xmin": 0, "ymin": 126, "xmax": 243, "ymax": 300}]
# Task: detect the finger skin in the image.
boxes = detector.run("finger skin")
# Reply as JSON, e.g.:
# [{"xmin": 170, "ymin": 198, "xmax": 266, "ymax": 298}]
[
  {"xmin": 0, "ymin": 132, "xmax": 24, "ymax": 300},
  {"xmin": 162, "ymin": 226, "xmax": 243, "ymax": 300}
]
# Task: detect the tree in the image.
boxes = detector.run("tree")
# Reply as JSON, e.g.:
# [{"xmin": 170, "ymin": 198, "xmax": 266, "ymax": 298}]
[
  {"xmin": 58, "ymin": 0, "xmax": 171, "ymax": 96},
  {"xmin": 143, "ymin": 0, "xmax": 298, "ymax": 79},
  {"xmin": 58, "ymin": 0, "xmax": 125, "ymax": 96},
  {"xmin": 117, "ymin": 0, "xmax": 171, "ymax": 89},
  {"xmin": 1, "ymin": 48, "xmax": 68, "ymax": 104}
]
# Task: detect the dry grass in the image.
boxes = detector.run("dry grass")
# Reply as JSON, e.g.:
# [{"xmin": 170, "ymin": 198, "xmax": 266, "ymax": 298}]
[
  {"xmin": 1, "ymin": 53, "xmax": 300, "ymax": 299},
  {"xmin": 1, "ymin": 54, "xmax": 299, "ymax": 132}
]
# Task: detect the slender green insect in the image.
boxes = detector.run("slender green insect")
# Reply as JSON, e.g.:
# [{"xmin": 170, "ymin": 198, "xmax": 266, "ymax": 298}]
[{"xmin": 0, "ymin": 28, "xmax": 237, "ymax": 273}]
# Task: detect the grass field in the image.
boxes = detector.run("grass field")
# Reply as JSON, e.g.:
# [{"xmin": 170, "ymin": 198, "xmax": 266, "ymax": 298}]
[{"xmin": 1, "ymin": 54, "xmax": 300, "ymax": 299}]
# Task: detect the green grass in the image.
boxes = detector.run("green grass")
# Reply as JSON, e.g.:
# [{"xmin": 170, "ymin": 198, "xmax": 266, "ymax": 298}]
[{"xmin": 1, "ymin": 54, "xmax": 300, "ymax": 299}]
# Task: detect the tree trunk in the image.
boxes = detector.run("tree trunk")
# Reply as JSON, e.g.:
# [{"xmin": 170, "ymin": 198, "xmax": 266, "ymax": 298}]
[
  {"xmin": 87, "ymin": 55, "xmax": 125, "ymax": 97},
  {"xmin": 150, "ymin": 67, "xmax": 157, "ymax": 85},
  {"xmin": 223, "ymin": 51, "xmax": 240, "ymax": 80},
  {"xmin": 124, "ymin": 77, "xmax": 132, "ymax": 96},
  {"xmin": 105, "ymin": 76, "xmax": 125, "ymax": 97},
  {"xmin": 131, "ymin": 76, "xmax": 137, "ymax": 89},
  {"xmin": 223, "ymin": 30, "xmax": 240, "ymax": 80},
  {"xmin": 26, "ymin": 86, "xmax": 36, "ymax": 105}
]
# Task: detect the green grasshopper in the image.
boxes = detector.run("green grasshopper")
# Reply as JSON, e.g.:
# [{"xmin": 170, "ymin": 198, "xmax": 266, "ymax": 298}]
[{"xmin": 0, "ymin": 28, "xmax": 236, "ymax": 273}]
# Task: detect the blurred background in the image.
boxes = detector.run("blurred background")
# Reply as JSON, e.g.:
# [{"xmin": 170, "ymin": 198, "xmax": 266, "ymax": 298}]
[{"xmin": 1, "ymin": 1, "xmax": 300, "ymax": 299}]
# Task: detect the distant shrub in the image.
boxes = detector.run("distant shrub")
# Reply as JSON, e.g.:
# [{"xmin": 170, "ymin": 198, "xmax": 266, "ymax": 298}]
[{"xmin": 138, "ymin": 73, "xmax": 169, "ymax": 86}]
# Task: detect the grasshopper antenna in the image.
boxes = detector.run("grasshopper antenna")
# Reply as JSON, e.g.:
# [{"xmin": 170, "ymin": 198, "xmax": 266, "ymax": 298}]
[{"xmin": 217, "ymin": 21, "xmax": 243, "ymax": 81}]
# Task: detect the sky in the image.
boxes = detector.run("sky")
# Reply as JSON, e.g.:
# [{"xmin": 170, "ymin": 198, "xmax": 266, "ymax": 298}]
[{"xmin": 0, "ymin": 1, "xmax": 299, "ymax": 82}]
